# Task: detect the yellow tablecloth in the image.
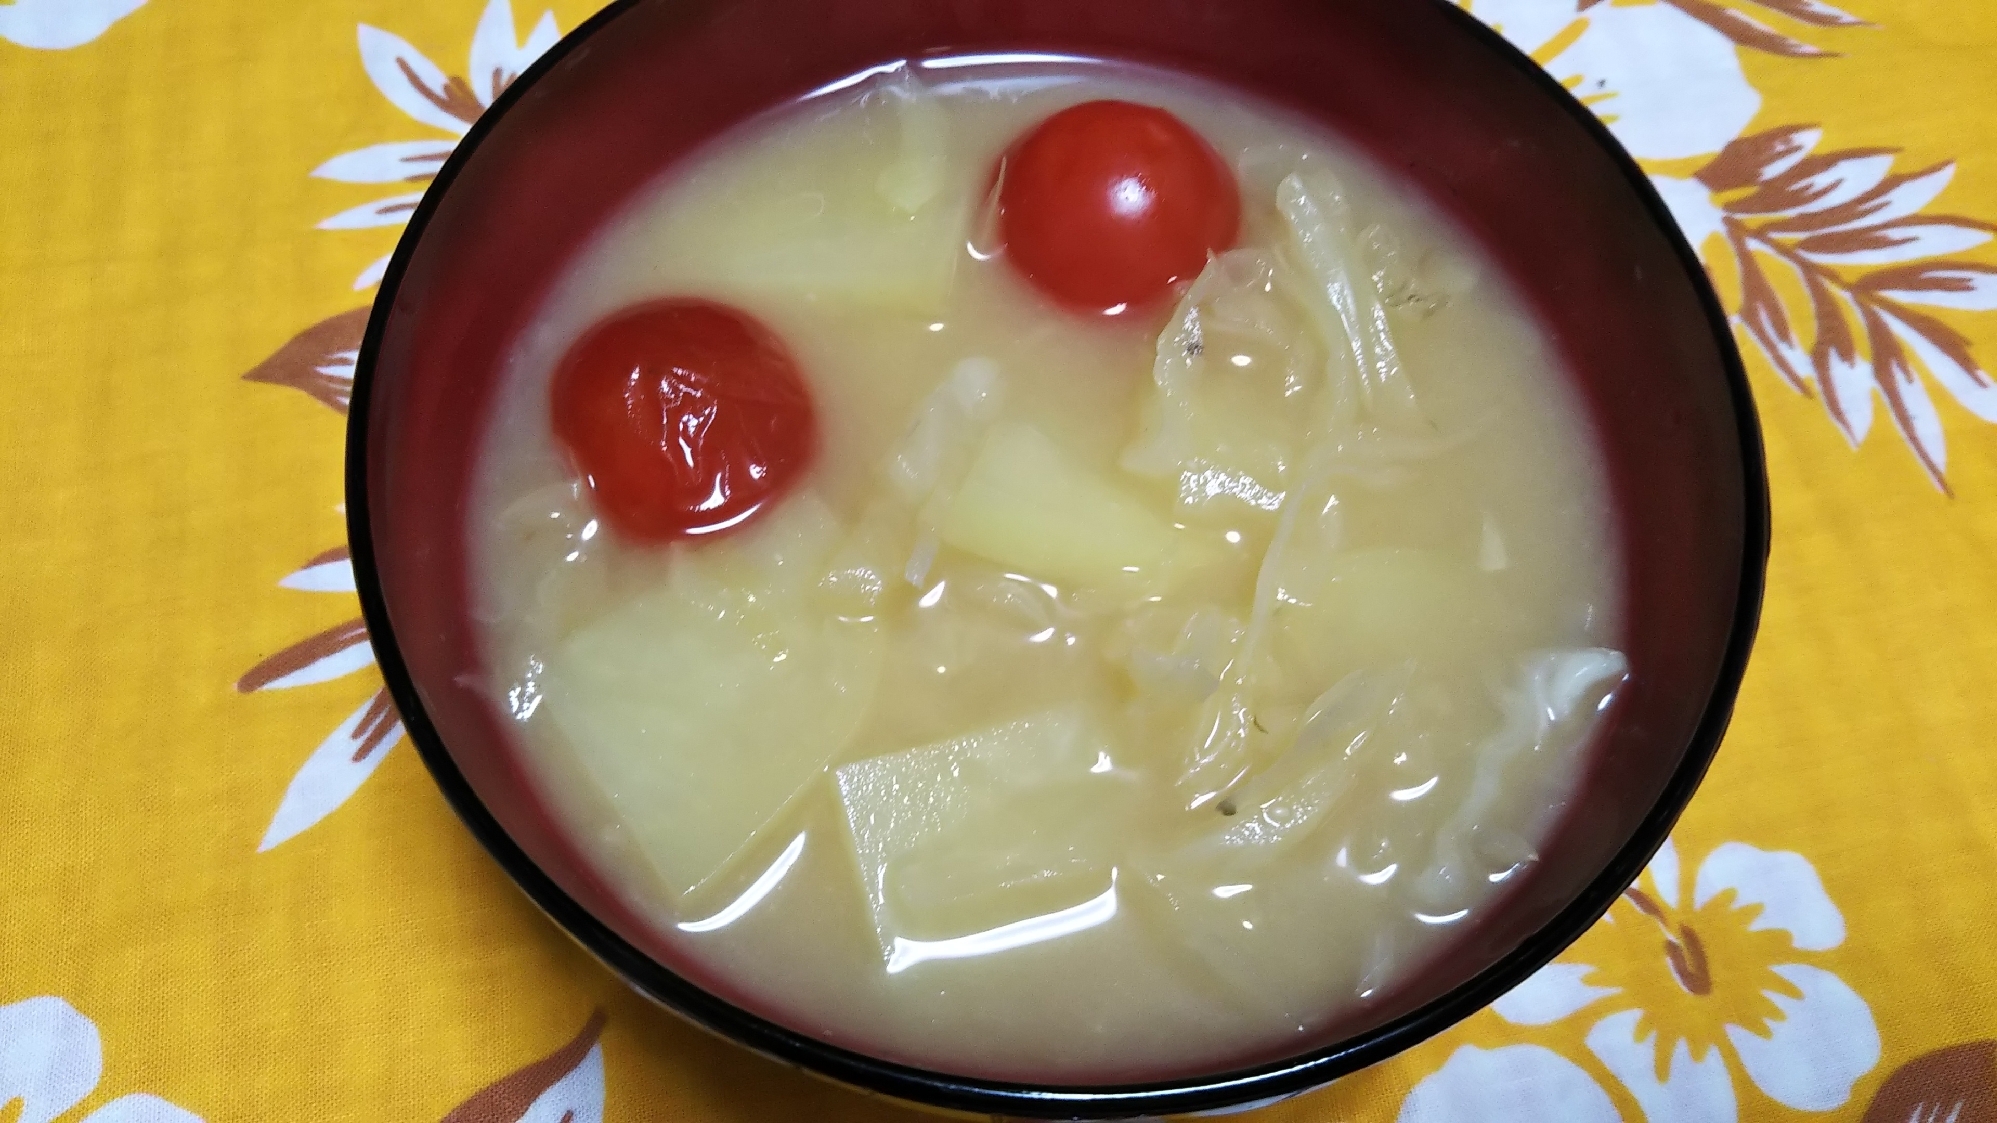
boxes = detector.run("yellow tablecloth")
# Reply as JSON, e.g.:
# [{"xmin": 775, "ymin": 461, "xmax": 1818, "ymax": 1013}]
[{"xmin": 4, "ymin": 0, "xmax": 1995, "ymax": 1119}]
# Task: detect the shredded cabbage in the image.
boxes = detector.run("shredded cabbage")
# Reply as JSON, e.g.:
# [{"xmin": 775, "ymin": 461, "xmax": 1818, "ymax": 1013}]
[
  {"xmin": 1205, "ymin": 666, "xmax": 1409, "ymax": 854},
  {"xmin": 1129, "ymin": 650, "xmax": 1222, "ymax": 702},
  {"xmin": 1125, "ymin": 606, "xmax": 1243, "ymax": 704},
  {"xmin": 1173, "ymin": 440, "xmax": 1344, "ymax": 805},
  {"xmin": 1409, "ymin": 648, "xmax": 1629, "ymax": 911},
  {"xmin": 1158, "ymin": 192, "xmax": 1478, "ymax": 801},
  {"xmin": 873, "ymin": 68, "xmax": 949, "ymax": 215},
  {"xmin": 888, "ymin": 357, "xmax": 1005, "ymax": 503},
  {"xmin": 1122, "ymin": 250, "xmax": 1275, "ymax": 477},
  {"xmin": 882, "ymin": 357, "xmax": 1007, "ymax": 587},
  {"xmin": 1276, "ymin": 170, "xmax": 1426, "ymax": 434}
]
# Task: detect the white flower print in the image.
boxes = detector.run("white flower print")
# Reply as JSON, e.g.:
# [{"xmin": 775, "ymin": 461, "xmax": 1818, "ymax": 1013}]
[
  {"xmin": 0, "ymin": 997, "xmax": 202, "ymax": 1123},
  {"xmin": 314, "ymin": 0, "xmax": 561, "ymax": 290},
  {"xmin": 237, "ymin": 314, "xmax": 385, "ymax": 852},
  {"xmin": 1401, "ymin": 1044, "xmax": 1622, "ymax": 1123},
  {"xmin": 1467, "ymin": 0, "xmax": 1763, "ymax": 164},
  {"xmin": 1469, "ymin": 0, "xmax": 1997, "ymax": 492},
  {"xmin": 1398, "ymin": 839, "xmax": 1881, "ymax": 1122},
  {"xmin": 236, "ymin": 547, "xmax": 402, "ymax": 852},
  {"xmin": 236, "ymin": 0, "xmax": 568, "ymax": 852},
  {"xmin": 0, "ymin": 0, "xmax": 147, "ymax": 50},
  {"xmin": 1464, "ymin": 0, "xmax": 1767, "ymax": 294}
]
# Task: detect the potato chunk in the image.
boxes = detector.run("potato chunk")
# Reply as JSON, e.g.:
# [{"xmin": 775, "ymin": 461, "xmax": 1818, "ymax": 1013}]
[
  {"xmin": 939, "ymin": 423, "xmax": 1192, "ymax": 588},
  {"xmin": 538, "ymin": 497, "xmax": 882, "ymax": 901},
  {"xmin": 834, "ymin": 709, "xmax": 1137, "ymax": 964}
]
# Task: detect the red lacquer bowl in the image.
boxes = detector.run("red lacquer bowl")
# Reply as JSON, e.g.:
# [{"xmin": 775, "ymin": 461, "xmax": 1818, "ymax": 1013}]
[{"xmin": 346, "ymin": 0, "xmax": 1769, "ymax": 1115}]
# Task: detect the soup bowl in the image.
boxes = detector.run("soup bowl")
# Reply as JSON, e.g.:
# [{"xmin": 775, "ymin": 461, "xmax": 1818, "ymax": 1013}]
[{"xmin": 346, "ymin": 0, "xmax": 1769, "ymax": 1115}]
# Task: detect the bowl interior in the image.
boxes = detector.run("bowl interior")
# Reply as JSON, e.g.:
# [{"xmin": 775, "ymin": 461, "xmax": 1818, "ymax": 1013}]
[{"xmin": 351, "ymin": 0, "xmax": 1763, "ymax": 1110}]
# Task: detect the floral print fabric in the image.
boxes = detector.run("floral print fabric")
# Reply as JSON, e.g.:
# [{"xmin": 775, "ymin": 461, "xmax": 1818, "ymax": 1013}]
[{"xmin": 0, "ymin": 0, "xmax": 1993, "ymax": 1119}]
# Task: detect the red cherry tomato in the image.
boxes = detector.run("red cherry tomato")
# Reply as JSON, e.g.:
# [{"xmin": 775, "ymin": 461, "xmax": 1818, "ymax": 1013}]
[
  {"xmin": 549, "ymin": 298, "xmax": 817, "ymax": 544},
  {"xmin": 997, "ymin": 100, "xmax": 1241, "ymax": 316}
]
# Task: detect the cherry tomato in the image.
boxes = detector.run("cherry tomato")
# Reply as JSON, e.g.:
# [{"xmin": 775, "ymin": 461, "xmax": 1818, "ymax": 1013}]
[
  {"xmin": 997, "ymin": 100, "xmax": 1241, "ymax": 316},
  {"xmin": 549, "ymin": 298, "xmax": 817, "ymax": 544}
]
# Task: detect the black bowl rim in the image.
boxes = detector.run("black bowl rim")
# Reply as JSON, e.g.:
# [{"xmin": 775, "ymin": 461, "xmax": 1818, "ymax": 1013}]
[{"xmin": 345, "ymin": 0, "xmax": 1771, "ymax": 1115}]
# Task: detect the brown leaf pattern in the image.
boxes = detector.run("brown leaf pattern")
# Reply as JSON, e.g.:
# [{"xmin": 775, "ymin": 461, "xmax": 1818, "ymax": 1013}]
[
  {"xmin": 1724, "ymin": 150, "xmax": 1897, "ymax": 216},
  {"xmin": 1696, "ymin": 125, "xmax": 1823, "ymax": 195},
  {"xmin": 1736, "ymin": 0, "xmax": 1869, "ymax": 27},
  {"xmin": 1703, "ymin": 126, "xmax": 1997, "ymax": 491},
  {"xmin": 242, "ymin": 307, "xmax": 369, "ymax": 414},
  {"xmin": 1863, "ymin": 262, "xmax": 1997, "ymax": 298},
  {"xmin": 1761, "ymin": 164, "xmax": 1954, "ymax": 234},
  {"xmin": 1665, "ymin": 0, "xmax": 1838, "ymax": 57},
  {"xmin": 236, "ymin": 617, "xmax": 370, "ymax": 693},
  {"xmin": 442, "ymin": 1011, "xmax": 607, "ymax": 1123},
  {"xmin": 1862, "ymin": 1041, "xmax": 1997, "ymax": 1123},
  {"xmin": 401, "ymin": 60, "xmax": 485, "ymax": 128},
  {"xmin": 1730, "ymin": 226, "xmax": 1814, "ymax": 394},
  {"xmin": 348, "ymin": 688, "xmax": 399, "ymax": 764}
]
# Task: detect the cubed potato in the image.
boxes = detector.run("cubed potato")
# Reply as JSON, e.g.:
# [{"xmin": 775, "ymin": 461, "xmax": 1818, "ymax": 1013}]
[
  {"xmin": 939, "ymin": 423, "xmax": 1197, "ymax": 588},
  {"xmin": 538, "ymin": 496, "xmax": 881, "ymax": 902},
  {"xmin": 834, "ymin": 709, "xmax": 1136, "ymax": 958}
]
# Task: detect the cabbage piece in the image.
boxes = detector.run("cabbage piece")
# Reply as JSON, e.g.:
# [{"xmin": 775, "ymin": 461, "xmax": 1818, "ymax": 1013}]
[
  {"xmin": 1121, "ymin": 250, "xmax": 1315, "ymax": 518},
  {"xmin": 1127, "ymin": 672, "xmax": 1411, "ymax": 1017},
  {"xmin": 821, "ymin": 357, "xmax": 1007, "ymax": 600},
  {"xmin": 833, "ymin": 709, "xmax": 1135, "ymax": 962},
  {"xmin": 1276, "ymin": 170, "xmax": 1425, "ymax": 433},
  {"xmin": 940, "ymin": 422, "xmax": 1203, "ymax": 589},
  {"xmin": 1174, "ymin": 459, "xmax": 1496, "ymax": 804},
  {"xmin": 1115, "ymin": 605, "xmax": 1245, "ymax": 771},
  {"xmin": 1149, "ymin": 666, "xmax": 1409, "ymax": 871},
  {"xmin": 1131, "ymin": 837, "xmax": 1408, "ymax": 1014},
  {"xmin": 1408, "ymin": 648, "xmax": 1628, "ymax": 913},
  {"xmin": 873, "ymin": 68, "xmax": 949, "ymax": 215},
  {"xmin": 480, "ymin": 478, "xmax": 606, "ymax": 634},
  {"xmin": 1362, "ymin": 221, "xmax": 1483, "ymax": 318},
  {"xmin": 1200, "ymin": 668, "xmax": 1408, "ymax": 854},
  {"xmin": 1172, "ymin": 441, "xmax": 1342, "ymax": 805},
  {"xmin": 817, "ymin": 495, "xmax": 917, "ymax": 619},
  {"xmin": 538, "ymin": 495, "xmax": 883, "ymax": 901},
  {"xmin": 887, "ymin": 356, "xmax": 1006, "ymax": 507},
  {"xmin": 899, "ymin": 357, "xmax": 1004, "ymax": 589}
]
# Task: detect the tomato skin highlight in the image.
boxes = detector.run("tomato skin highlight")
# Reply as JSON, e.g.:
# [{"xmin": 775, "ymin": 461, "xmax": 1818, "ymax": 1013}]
[
  {"xmin": 997, "ymin": 100, "xmax": 1241, "ymax": 316},
  {"xmin": 549, "ymin": 298, "xmax": 818, "ymax": 544}
]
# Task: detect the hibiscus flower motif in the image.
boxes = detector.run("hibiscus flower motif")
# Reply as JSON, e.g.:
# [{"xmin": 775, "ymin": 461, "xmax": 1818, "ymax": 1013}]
[
  {"xmin": 312, "ymin": 0, "xmax": 560, "ymax": 290},
  {"xmin": 0, "ymin": 996, "xmax": 202, "ymax": 1123},
  {"xmin": 1399, "ymin": 839, "xmax": 1880, "ymax": 1122},
  {"xmin": 1467, "ymin": 0, "xmax": 1997, "ymax": 491},
  {"xmin": 1466, "ymin": 0, "xmax": 1768, "ymax": 165}
]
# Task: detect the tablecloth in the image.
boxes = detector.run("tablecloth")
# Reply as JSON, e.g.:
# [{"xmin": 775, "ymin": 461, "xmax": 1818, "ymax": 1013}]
[{"xmin": 3, "ymin": 0, "xmax": 1995, "ymax": 1119}]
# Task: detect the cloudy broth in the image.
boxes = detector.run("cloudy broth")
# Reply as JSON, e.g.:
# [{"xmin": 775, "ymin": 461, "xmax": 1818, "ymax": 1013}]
[{"xmin": 469, "ymin": 58, "xmax": 1623, "ymax": 1080}]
